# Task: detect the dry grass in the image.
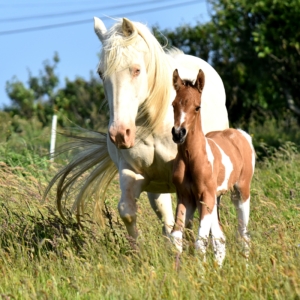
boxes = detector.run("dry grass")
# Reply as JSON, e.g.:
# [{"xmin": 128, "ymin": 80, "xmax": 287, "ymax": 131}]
[{"xmin": 0, "ymin": 112, "xmax": 299, "ymax": 299}]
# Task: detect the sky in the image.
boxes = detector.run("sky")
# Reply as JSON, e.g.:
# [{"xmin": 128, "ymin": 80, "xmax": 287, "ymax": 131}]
[{"xmin": 0, "ymin": 0, "xmax": 211, "ymax": 108}]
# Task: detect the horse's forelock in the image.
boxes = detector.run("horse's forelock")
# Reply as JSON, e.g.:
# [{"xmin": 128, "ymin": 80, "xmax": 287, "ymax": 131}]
[
  {"xmin": 99, "ymin": 21, "xmax": 140, "ymax": 77},
  {"xmin": 183, "ymin": 79, "xmax": 194, "ymax": 87}
]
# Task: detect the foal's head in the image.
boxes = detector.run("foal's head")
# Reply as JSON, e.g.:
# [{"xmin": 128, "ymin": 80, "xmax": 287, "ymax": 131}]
[{"xmin": 171, "ymin": 69, "xmax": 205, "ymax": 144}]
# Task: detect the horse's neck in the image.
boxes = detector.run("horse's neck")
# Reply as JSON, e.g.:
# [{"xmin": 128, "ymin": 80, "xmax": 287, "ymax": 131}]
[{"xmin": 179, "ymin": 115, "xmax": 207, "ymax": 161}]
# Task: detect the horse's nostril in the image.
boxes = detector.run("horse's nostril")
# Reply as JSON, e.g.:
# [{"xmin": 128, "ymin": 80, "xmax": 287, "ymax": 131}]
[
  {"xmin": 181, "ymin": 128, "xmax": 186, "ymax": 136},
  {"xmin": 171, "ymin": 127, "xmax": 175, "ymax": 135},
  {"xmin": 126, "ymin": 129, "xmax": 131, "ymax": 137}
]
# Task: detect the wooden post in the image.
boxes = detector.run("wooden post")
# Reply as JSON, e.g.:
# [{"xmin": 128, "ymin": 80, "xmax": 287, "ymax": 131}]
[{"xmin": 50, "ymin": 114, "xmax": 57, "ymax": 162}]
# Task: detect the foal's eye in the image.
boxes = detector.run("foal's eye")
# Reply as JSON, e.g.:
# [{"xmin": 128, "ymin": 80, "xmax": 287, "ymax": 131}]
[{"xmin": 195, "ymin": 106, "xmax": 201, "ymax": 112}]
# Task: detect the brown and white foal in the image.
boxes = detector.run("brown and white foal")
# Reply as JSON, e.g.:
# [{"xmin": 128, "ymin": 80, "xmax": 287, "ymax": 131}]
[{"xmin": 170, "ymin": 69, "xmax": 255, "ymax": 266}]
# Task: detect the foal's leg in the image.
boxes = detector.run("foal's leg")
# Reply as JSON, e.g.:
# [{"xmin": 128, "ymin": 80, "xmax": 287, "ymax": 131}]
[
  {"xmin": 231, "ymin": 185, "xmax": 251, "ymax": 257},
  {"xmin": 210, "ymin": 198, "xmax": 226, "ymax": 267},
  {"xmin": 195, "ymin": 193, "xmax": 215, "ymax": 260},
  {"xmin": 147, "ymin": 193, "xmax": 175, "ymax": 235},
  {"xmin": 171, "ymin": 200, "xmax": 186, "ymax": 253},
  {"xmin": 171, "ymin": 196, "xmax": 196, "ymax": 253}
]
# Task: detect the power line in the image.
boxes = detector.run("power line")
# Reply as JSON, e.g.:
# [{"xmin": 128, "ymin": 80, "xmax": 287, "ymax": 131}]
[
  {"xmin": 0, "ymin": 0, "xmax": 180, "ymax": 22},
  {"xmin": 0, "ymin": 0, "xmax": 99, "ymax": 7},
  {"xmin": 0, "ymin": 0, "xmax": 201, "ymax": 36}
]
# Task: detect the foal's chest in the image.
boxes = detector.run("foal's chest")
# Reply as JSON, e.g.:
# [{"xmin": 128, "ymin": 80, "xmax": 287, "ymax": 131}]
[{"xmin": 172, "ymin": 154, "xmax": 213, "ymax": 194}]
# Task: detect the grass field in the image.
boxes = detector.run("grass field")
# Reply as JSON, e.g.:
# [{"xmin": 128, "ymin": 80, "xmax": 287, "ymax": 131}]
[{"xmin": 0, "ymin": 113, "xmax": 299, "ymax": 299}]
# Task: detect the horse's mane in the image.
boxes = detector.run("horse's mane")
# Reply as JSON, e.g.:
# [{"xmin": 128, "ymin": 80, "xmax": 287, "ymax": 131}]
[
  {"xmin": 183, "ymin": 79, "xmax": 195, "ymax": 87},
  {"xmin": 99, "ymin": 19, "xmax": 173, "ymax": 133}
]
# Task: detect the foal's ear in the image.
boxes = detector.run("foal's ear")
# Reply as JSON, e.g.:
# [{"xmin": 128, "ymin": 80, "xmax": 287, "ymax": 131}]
[
  {"xmin": 195, "ymin": 69, "xmax": 205, "ymax": 93},
  {"xmin": 173, "ymin": 69, "xmax": 184, "ymax": 91},
  {"xmin": 122, "ymin": 18, "xmax": 135, "ymax": 37}
]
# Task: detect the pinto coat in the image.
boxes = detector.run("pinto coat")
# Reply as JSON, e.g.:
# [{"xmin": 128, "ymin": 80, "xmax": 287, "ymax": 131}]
[{"xmin": 171, "ymin": 69, "xmax": 255, "ymax": 266}]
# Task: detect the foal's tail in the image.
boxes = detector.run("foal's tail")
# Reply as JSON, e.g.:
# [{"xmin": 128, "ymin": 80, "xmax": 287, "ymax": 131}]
[{"xmin": 44, "ymin": 128, "xmax": 117, "ymax": 224}]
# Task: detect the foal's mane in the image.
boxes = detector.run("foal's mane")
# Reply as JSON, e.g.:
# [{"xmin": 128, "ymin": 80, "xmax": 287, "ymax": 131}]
[
  {"xmin": 182, "ymin": 79, "xmax": 195, "ymax": 87},
  {"xmin": 99, "ymin": 19, "xmax": 172, "ymax": 133}
]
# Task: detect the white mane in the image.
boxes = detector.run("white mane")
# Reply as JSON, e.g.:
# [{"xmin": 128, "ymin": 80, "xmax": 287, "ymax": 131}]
[{"xmin": 99, "ymin": 19, "xmax": 174, "ymax": 133}]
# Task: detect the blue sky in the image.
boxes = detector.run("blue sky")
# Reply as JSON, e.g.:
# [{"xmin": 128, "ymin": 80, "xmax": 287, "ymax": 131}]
[{"xmin": 0, "ymin": 0, "xmax": 210, "ymax": 108}]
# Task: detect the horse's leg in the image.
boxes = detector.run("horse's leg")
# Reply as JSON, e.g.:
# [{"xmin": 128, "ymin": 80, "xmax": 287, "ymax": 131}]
[
  {"xmin": 118, "ymin": 168, "xmax": 145, "ymax": 240},
  {"xmin": 170, "ymin": 201, "xmax": 186, "ymax": 254},
  {"xmin": 185, "ymin": 199, "xmax": 197, "ymax": 229},
  {"xmin": 231, "ymin": 185, "xmax": 251, "ymax": 257},
  {"xmin": 195, "ymin": 193, "xmax": 215, "ymax": 261},
  {"xmin": 147, "ymin": 193, "xmax": 174, "ymax": 235},
  {"xmin": 210, "ymin": 196, "xmax": 226, "ymax": 267},
  {"xmin": 170, "ymin": 195, "xmax": 195, "ymax": 253}
]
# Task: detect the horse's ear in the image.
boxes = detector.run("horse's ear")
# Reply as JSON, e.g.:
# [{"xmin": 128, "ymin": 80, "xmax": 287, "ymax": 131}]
[
  {"xmin": 173, "ymin": 69, "xmax": 183, "ymax": 91},
  {"xmin": 195, "ymin": 69, "xmax": 205, "ymax": 93},
  {"xmin": 122, "ymin": 18, "xmax": 135, "ymax": 37},
  {"xmin": 94, "ymin": 17, "xmax": 107, "ymax": 42}
]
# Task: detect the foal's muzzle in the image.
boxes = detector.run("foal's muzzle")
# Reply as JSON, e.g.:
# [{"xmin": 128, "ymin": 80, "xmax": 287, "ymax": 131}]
[{"xmin": 171, "ymin": 127, "xmax": 187, "ymax": 144}]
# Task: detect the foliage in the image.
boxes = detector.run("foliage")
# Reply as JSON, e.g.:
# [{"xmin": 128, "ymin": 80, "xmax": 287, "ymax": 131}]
[
  {"xmin": 1, "ymin": 5, "xmax": 300, "ymax": 297},
  {"xmin": 4, "ymin": 1, "xmax": 300, "ymax": 130},
  {"xmin": 55, "ymin": 74, "xmax": 108, "ymax": 130},
  {"xmin": 160, "ymin": 0, "xmax": 300, "ymax": 126},
  {"xmin": 5, "ymin": 53, "xmax": 60, "ymax": 125},
  {"xmin": 0, "ymin": 111, "xmax": 69, "ymax": 169},
  {"xmin": 5, "ymin": 54, "xmax": 108, "ymax": 130}
]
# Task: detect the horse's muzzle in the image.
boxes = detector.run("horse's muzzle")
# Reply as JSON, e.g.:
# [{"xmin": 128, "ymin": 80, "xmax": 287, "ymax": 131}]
[
  {"xmin": 109, "ymin": 124, "xmax": 135, "ymax": 149},
  {"xmin": 171, "ymin": 127, "xmax": 187, "ymax": 144}
]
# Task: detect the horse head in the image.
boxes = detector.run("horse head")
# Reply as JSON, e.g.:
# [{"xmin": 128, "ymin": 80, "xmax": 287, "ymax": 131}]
[
  {"xmin": 171, "ymin": 69, "xmax": 205, "ymax": 144},
  {"xmin": 94, "ymin": 17, "xmax": 152, "ymax": 149}
]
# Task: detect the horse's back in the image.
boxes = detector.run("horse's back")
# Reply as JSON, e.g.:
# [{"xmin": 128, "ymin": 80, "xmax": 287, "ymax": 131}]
[
  {"xmin": 206, "ymin": 128, "xmax": 255, "ymax": 174},
  {"xmin": 171, "ymin": 52, "xmax": 229, "ymax": 134}
]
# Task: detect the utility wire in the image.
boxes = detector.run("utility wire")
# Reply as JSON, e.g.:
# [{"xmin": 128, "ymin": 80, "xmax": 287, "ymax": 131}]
[
  {"xmin": 0, "ymin": 0, "xmax": 100, "ymax": 7},
  {"xmin": 0, "ymin": 0, "xmax": 182, "ymax": 22},
  {"xmin": 0, "ymin": 0, "xmax": 201, "ymax": 36}
]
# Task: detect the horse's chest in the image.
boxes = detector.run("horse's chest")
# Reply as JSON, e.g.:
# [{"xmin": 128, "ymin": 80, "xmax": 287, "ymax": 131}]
[
  {"xmin": 108, "ymin": 133, "xmax": 177, "ymax": 192},
  {"xmin": 173, "ymin": 157, "xmax": 210, "ymax": 194}
]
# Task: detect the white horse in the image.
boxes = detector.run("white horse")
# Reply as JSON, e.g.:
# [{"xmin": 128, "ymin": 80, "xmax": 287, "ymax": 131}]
[{"xmin": 46, "ymin": 17, "xmax": 229, "ymax": 241}]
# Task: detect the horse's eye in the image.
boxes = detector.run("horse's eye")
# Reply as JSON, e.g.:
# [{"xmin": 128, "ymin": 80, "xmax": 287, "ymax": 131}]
[
  {"xmin": 133, "ymin": 68, "xmax": 140, "ymax": 76},
  {"xmin": 98, "ymin": 71, "xmax": 104, "ymax": 80},
  {"xmin": 195, "ymin": 106, "xmax": 201, "ymax": 112}
]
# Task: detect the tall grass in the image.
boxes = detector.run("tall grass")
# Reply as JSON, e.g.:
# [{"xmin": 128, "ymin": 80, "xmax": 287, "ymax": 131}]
[{"xmin": 0, "ymin": 112, "xmax": 299, "ymax": 299}]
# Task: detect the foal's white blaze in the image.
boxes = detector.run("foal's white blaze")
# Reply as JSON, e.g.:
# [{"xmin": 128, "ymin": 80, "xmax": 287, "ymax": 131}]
[
  {"xmin": 213, "ymin": 141, "xmax": 233, "ymax": 192},
  {"xmin": 179, "ymin": 110, "xmax": 186, "ymax": 127},
  {"xmin": 205, "ymin": 139, "xmax": 214, "ymax": 172}
]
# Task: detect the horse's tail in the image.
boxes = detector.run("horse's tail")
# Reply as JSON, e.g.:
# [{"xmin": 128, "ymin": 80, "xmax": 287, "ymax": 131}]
[{"xmin": 44, "ymin": 128, "xmax": 117, "ymax": 225}]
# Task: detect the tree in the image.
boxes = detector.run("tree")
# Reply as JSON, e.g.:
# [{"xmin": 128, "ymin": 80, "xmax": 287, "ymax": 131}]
[
  {"xmin": 55, "ymin": 74, "xmax": 107, "ymax": 129},
  {"xmin": 5, "ymin": 54, "xmax": 107, "ymax": 130},
  {"xmin": 6, "ymin": 53, "xmax": 60, "ymax": 125},
  {"xmin": 159, "ymin": 0, "xmax": 300, "ymax": 126}
]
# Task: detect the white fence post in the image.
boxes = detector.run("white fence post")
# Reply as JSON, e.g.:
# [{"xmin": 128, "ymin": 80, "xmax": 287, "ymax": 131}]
[{"xmin": 50, "ymin": 114, "xmax": 57, "ymax": 162}]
